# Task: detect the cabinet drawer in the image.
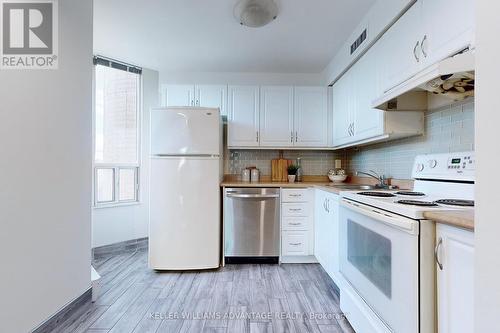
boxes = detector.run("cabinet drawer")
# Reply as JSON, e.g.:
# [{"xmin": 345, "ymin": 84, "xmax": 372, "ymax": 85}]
[
  {"xmin": 282, "ymin": 203, "xmax": 309, "ymax": 217},
  {"xmin": 282, "ymin": 216, "xmax": 310, "ymax": 230},
  {"xmin": 282, "ymin": 189, "xmax": 309, "ymax": 202},
  {"xmin": 282, "ymin": 231, "xmax": 309, "ymax": 256}
]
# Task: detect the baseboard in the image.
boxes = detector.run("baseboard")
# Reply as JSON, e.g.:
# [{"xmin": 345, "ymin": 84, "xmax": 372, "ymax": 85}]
[
  {"xmin": 31, "ymin": 287, "xmax": 92, "ymax": 333},
  {"xmin": 92, "ymin": 237, "xmax": 148, "ymax": 259},
  {"xmin": 280, "ymin": 255, "xmax": 318, "ymax": 264}
]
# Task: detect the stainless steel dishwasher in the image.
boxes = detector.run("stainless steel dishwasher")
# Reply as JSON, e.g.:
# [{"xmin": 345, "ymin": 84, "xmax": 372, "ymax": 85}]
[{"xmin": 224, "ymin": 188, "xmax": 280, "ymax": 263}]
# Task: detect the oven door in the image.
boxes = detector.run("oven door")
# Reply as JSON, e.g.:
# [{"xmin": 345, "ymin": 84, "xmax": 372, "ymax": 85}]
[{"xmin": 339, "ymin": 199, "xmax": 419, "ymax": 333}]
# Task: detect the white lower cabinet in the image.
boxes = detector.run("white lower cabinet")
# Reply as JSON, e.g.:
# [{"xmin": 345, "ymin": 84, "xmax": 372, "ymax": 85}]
[
  {"xmin": 313, "ymin": 189, "xmax": 340, "ymax": 282},
  {"xmin": 282, "ymin": 231, "xmax": 309, "ymax": 256},
  {"xmin": 280, "ymin": 189, "xmax": 314, "ymax": 262},
  {"xmin": 436, "ymin": 223, "xmax": 474, "ymax": 333}
]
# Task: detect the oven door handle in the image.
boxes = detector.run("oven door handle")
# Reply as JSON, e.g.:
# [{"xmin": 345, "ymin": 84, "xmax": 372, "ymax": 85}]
[{"xmin": 341, "ymin": 199, "xmax": 419, "ymax": 235}]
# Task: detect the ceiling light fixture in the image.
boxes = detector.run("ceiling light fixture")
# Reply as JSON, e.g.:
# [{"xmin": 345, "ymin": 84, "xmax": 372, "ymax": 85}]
[{"xmin": 234, "ymin": 0, "xmax": 278, "ymax": 28}]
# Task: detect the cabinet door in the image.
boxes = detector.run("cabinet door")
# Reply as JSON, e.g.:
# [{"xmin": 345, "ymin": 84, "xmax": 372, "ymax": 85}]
[
  {"xmin": 314, "ymin": 190, "xmax": 331, "ymax": 272},
  {"xmin": 436, "ymin": 224, "xmax": 474, "ymax": 333},
  {"xmin": 294, "ymin": 87, "xmax": 328, "ymax": 147},
  {"xmin": 351, "ymin": 42, "xmax": 384, "ymax": 142},
  {"xmin": 227, "ymin": 85, "xmax": 260, "ymax": 147},
  {"xmin": 327, "ymin": 194, "xmax": 340, "ymax": 279},
  {"xmin": 161, "ymin": 84, "xmax": 195, "ymax": 107},
  {"xmin": 379, "ymin": 2, "xmax": 423, "ymax": 92},
  {"xmin": 259, "ymin": 86, "xmax": 294, "ymax": 147},
  {"xmin": 195, "ymin": 85, "xmax": 228, "ymax": 116},
  {"xmin": 332, "ymin": 72, "xmax": 353, "ymax": 147},
  {"xmin": 421, "ymin": 0, "xmax": 475, "ymax": 66}
]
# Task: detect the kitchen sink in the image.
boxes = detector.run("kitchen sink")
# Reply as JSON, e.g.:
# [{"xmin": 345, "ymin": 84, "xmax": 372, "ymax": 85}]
[{"xmin": 326, "ymin": 184, "xmax": 379, "ymax": 190}]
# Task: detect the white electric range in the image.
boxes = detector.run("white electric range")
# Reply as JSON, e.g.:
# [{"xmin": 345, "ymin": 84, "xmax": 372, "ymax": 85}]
[{"xmin": 338, "ymin": 151, "xmax": 474, "ymax": 333}]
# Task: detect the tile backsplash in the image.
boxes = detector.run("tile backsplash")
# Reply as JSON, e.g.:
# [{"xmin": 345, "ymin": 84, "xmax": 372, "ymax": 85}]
[
  {"xmin": 345, "ymin": 100, "xmax": 474, "ymax": 179},
  {"xmin": 224, "ymin": 149, "xmax": 347, "ymax": 176},
  {"xmin": 224, "ymin": 99, "xmax": 474, "ymax": 180}
]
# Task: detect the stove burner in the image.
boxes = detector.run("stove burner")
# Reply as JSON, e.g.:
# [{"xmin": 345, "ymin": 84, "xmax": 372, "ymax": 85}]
[
  {"xmin": 434, "ymin": 199, "xmax": 475, "ymax": 207},
  {"xmin": 397, "ymin": 200, "xmax": 438, "ymax": 207},
  {"xmin": 357, "ymin": 192, "xmax": 396, "ymax": 198},
  {"xmin": 396, "ymin": 191, "xmax": 425, "ymax": 196}
]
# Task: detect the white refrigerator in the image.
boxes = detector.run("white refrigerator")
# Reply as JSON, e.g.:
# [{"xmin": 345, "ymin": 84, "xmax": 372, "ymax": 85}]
[{"xmin": 149, "ymin": 107, "xmax": 222, "ymax": 270}]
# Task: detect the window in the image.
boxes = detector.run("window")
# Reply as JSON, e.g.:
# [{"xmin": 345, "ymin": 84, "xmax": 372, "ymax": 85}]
[{"xmin": 93, "ymin": 57, "xmax": 141, "ymax": 206}]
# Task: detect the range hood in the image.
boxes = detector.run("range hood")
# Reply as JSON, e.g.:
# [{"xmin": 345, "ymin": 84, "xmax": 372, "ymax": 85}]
[{"xmin": 372, "ymin": 51, "xmax": 475, "ymax": 111}]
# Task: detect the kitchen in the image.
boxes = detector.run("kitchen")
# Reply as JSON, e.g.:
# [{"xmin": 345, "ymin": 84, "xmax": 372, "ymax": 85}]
[{"xmin": 1, "ymin": 0, "xmax": 498, "ymax": 333}]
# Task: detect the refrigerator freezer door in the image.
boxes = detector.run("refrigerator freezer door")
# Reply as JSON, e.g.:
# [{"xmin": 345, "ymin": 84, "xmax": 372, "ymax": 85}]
[
  {"xmin": 149, "ymin": 156, "xmax": 220, "ymax": 270},
  {"xmin": 151, "ymin": 107, "xmax": 220, "ymax": 156}
]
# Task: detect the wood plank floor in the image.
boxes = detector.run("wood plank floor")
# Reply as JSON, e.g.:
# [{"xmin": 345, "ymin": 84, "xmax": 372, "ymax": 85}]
[{"xmin": 51, "ymin": 249, "xmax": 355, "ymax": 333}]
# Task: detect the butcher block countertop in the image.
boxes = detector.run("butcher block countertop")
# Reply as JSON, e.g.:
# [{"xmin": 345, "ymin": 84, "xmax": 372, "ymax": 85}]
[
  {"xmin": 423, "ymin": 210, "xmax": 475, "ymax": 231},
  {"xmin": 220, "ymin": 175, "xmax": 413, "ymax": 195},
  {"xmin": 221, "ymin": 180, "xmax": 344, "ymax": 192}
]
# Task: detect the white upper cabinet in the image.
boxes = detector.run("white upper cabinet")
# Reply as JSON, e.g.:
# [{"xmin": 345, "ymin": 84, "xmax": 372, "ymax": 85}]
[
  {"xmin": 379, "ymin": 0, "xmax": 475, "ymax": 93},
  {"xmin": 161, "ymin": 84, "xmax": 195, "ymax": 107},
  {"xmin": 161, "ymin": 84, "xmax": 228, "ymax": 115},
  {"xmin": 294, "ymin": 87, "xmax": 328, "ymax": 147},
  {"xmin": 352, "ymin": 42, "xmax": 385, "ymax": 142},
  {"xmin": 227, "ymin": 85, "xmax": 260, "ymax": 147},
  {"xmin": 332, "ymin": 72, "xmax": 354, "ymax": 147},
  {"xmin": 227, "ymin": 85, "xmax": 328, "ymax": 149},
  {"xmin": 421, "ymin": 0, "xmax": 475, "ymax": 66},
  {"xmin": 331, "ymin": 33, "xmax": 424, "ymax": 148},
  {"xmin": 379, "ymin": 2, "xmax": 423, "ymax": 93},
  {"xmin": 259, "ymin": 86, "xmax": 294, "ymax": 147},
  {"xmin": 195, "ymin": 85, "xmax": 228, "ymax": 116}
]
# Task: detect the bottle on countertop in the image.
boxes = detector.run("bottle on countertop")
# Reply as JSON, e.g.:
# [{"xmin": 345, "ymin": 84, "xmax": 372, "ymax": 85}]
[{"xmin": 296, "ymin": 157, "xmax": 303, "ymax": 182}]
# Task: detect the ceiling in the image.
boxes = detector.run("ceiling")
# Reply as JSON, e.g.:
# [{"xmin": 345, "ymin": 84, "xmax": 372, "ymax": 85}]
[{"xmin": 93, "ymin": 0, "xmax": 375, "ymax": 73}]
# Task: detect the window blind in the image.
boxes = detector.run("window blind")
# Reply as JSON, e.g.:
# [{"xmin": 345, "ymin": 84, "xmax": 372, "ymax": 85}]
[{"xmin": 93, "ymin": 56, "xmax": 142, "ymax": 74}]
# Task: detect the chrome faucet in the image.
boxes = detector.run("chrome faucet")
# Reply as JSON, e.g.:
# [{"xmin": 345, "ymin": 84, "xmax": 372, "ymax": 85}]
[{"xmin": 356, "ymin": 170, "xmax": 395, "ymax": 189}]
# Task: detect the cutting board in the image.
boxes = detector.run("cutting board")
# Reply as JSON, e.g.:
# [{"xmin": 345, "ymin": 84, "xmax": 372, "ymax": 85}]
[{"xmin": 271, "ymin": 152, "xmax": 292, "ymax": 182}]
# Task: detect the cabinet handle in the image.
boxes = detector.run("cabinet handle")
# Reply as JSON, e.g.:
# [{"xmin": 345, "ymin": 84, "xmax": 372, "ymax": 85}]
[
  {"xmin": 435, "ymin": 237, "xmax": 443, "ymax": 270},
  {"xmin": 421, "ymin": 35, "xmax": 428, "ymax": 58},
  {"xmin": 348, "ymin": 123, "xmax": 354, "ymax": 136},
  {"xmin": 196, "ymin": 99, "xmax": 200, "ymax": 106},
  {"xmin": 291, "ymin": 131, "xmax": 294, "ymax": 143},
  {"xmin": 191, "ymin": 100, "xmax": 194, "ymax": 106},
  {"xmin": 289, "ymin": 208, "xmax": 302, "ymax": 212},
  {"xmin": 413, "ymin": 41, "xmax": 420, "ymax": 62},
  {"xmin": 256, "ymin": 131, "xmax": 259, "ymax": 142},
  {"xmin": 326, "ymin": 199, "xmax": 330, "ymax": 212},
  {"xmin": 295, "ymin": 131, "xmax": 298, "ymax": 142},
  {"xmin": 289, "ymin": 194, "xmax": 302, "ymax": 197},
  {"xmin": 290, "ymin": 242, "xmax": 302, "ymax": 246},
  {"xmin": 289, "ymin": 222, "xmax": 301, "ymax": 226}
]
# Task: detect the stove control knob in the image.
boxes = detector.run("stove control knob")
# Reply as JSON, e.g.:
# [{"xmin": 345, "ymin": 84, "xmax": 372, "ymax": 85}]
[
  {"xmin": 417, "ymin": 163, "xmax": 424, "ymax": 172},
  {"xmin": 429, "ymin": 159, "xmax": 437, "ymax": 168}
]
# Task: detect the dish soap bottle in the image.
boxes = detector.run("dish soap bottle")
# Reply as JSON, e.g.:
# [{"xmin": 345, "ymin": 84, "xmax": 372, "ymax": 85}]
[{"xmin": 296, "ymin": 157, "xmax": 303, "ymax": 182}]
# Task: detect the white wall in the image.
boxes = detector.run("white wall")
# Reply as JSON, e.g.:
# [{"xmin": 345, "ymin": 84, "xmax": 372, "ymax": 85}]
[
  {"xmin": 159, "ymin": 71, "xmax": 324, "ymax": 86},
  {"xmin": 91, "ymin": 68, "xmax": 159, "ymax": 248},
  {"xmin": 474, "ymin": 0, "xmax": 500, "ymax": 330},
  {"xmin": 0, "ymin": 1, "xmax": 93, "ymax": 332}
]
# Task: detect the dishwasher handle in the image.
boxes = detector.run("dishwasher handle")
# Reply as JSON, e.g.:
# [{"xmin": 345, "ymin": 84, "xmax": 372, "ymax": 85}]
[{"xmin": 226, "ymin": 193, "xmax": 279, "ymax": 199}]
